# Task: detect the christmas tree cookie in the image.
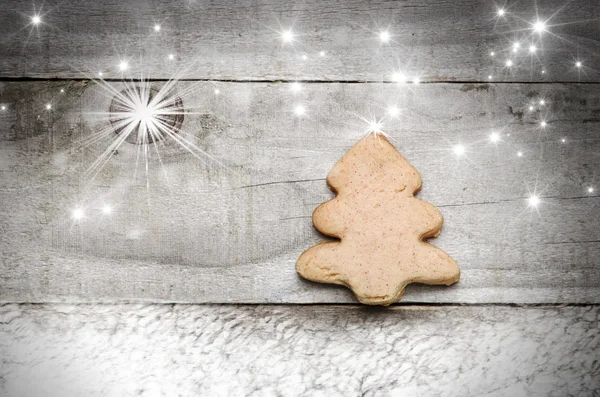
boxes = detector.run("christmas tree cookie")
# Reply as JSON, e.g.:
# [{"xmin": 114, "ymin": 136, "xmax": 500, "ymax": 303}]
[{"xmin": 297, "ymin": 133, "xmax": 460, "ymax": 305}]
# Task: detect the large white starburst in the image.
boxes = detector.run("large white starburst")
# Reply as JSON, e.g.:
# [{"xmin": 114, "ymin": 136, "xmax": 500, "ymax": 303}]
[
  {"xmin": 108, "ymin": 84, "xmax": 183, "ymax": 145},
  {"xmin": 81, "ymin": 78, "xmax": 224, "ymax": 188}
]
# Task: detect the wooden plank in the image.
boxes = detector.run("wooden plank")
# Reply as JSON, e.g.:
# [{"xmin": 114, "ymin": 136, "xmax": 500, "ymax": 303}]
[
  {"xmin": 1, "ymin": 304, "xmax": 598, "ymax": 396},
  {"xmin": 1, "ymin": 0, "xmax": 599, "ymax": 81},
  {"xmin": 1, "ymin": 81, "xmax": 599, "ymax": 303}
]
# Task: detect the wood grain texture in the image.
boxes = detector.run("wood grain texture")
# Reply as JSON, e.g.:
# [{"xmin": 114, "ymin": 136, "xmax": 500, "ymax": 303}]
[
  {"xmin": 1, "ymin": 80, "xmax": 598, "ymax": 303},
  {"xmin": 1, "ymin": 0, "xmax": 599, "ymax": 81},
  {"xmin": 1, "ymin": 304, "xmax": 599, "ymax": 396}
]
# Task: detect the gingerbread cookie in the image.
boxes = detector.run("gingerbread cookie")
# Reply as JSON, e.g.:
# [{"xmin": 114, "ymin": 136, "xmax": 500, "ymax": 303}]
[{"xmin": 296, "ymin": 133, "xmax": 460, "ymax": 305}]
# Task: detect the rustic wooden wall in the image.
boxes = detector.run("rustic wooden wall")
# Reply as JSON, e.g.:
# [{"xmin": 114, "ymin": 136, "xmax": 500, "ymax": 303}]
[
  {"xmin": 0, "ymin": 0, "xmax": 599, "ymax": 395},
  {"xmin": 1, "ymin": 0, "xmax": 599, "ymax": 82},
  {"xmin": 1, "ymin": 81, "xmax": 599, "ymax": 303}
]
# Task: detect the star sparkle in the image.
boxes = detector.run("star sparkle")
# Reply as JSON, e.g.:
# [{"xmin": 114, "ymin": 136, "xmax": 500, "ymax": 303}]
[
  {"xmin": 281, "ymin": 29, "xmax": 294, "ymax": 43},
  {"xmin": 453, "ymin": 144, "xmax": 466, "ymax": 156},
  {"xmin": 379, "ymin": 30, "xmax": 390, "ymax": 43},
  {"xmin": 527, "ymin": 195, "xmax": 540, "ymax": 207}
]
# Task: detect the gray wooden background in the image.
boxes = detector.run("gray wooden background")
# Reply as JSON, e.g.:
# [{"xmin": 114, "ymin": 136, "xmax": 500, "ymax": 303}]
[{"xmin": 0, "ymin": 0, "xmax": 599, "ymax": 395}]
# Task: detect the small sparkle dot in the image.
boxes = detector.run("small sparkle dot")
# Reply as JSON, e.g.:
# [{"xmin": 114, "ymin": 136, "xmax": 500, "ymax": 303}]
[
  {"xmin": 541, "ymin": 70, "xmax": 546, "ymax": 74},
  {"xmin": 290, "ymin": 82, "xmax": 302, "ymax": 92},
  {"xmin": 1, "ymin": 105, "xmax": 6, "ymax": 111},
  {"xmin": 533, "ymin": 20, "xmax": 546, "ymax": 33},
  {"xmin": 32, "ymin": 15, "xmax": 41, "ymax": 25},
  {"xmin": 154, "ymin": 24, "xmax": 161, "ymax": 32},
  {"xmin": 506, "ymin": 60, "xmax": 513, "ymax": 67},
  {"xmin": 119, "ymin": 61, "xmax": 128, "ymax": 71},
  {"xmin": 490, "ymin": 51, "xmax": 495, "ymax": 56},
  {"xmin": 387, "ymin": 105, "xmax": 400, "ymax": 117},
  {"xmin": 301, "ymin": 55, "xmax": 307, "ymax": 60},
  {"xmin": 576, "ymin": 61, "xmax": 582, "ymax": 68},
  {"xmin": 392, "ymin": 72, "xmax": 406, "ymax": 83},
  {"xmin": 529, "ymin": 45, "xmax": 536, "ymax": 53},
  {"xmin": 214, "ymin": 89, "xmax": 220, "ymax": 95},
  {"xmin": 453, "ymin": 144, "xmax": 465, "ymax": 156},
  {"xmin": 60, "ymin": 88, "xmax": 65, "ymax": 93},
  {"xmin": 102, "ymin": 205, "xmax": 112, "ymax": 215},
  {"xmin": 517, "ymin": 151, "xmax": 523, "ymax": 157},
  {"xmin": 98, "ymin": 72, "xmax": 103, "ymax": 77},
  {"xmin": 380, "ymin": 31, "xmax": 390, "ymax": 43},
  {"xmin": 561, "ymin": 138, "xmax": 566, "ymax": 143},
  {"xmin": 168, "ymin": 54, "xmax": 174, "ymax": 60},
  {"xmin": 294, "ymin": 105, "xmax": 306, "ymax": 116},
  {"xmin": 319, "ymin": 51, "xmax": 325, "ymax": 57},
  {"xmin": 490, "ymin": 132, "xmax": 500, "ymax": 143},
  {"xmin": 488, "ymin": 75, "xmax": 493, "ymax": 80},
  {"xmin": 540, "ymin": 121, "xmax": 547, "ymax": 127},
  {"xmin": 528, "ymin": 195, "xmax": 540, "ymax": 207},
  {"xmin": 539, "ymin": 99, "xmax": 545, "ymax": 105},
  {"xmin": 45, "ymin": 103, "xmax": 52, "ymax": 110},
  {"xmin": 72, "ymin": 208, "xmax": 84, "ymax": 220},
  {"xmin": 529, "ymin": 106, "xmax": 534, "ymax": 111},
  {"xmin": 412, "ymin": 77, "xmax": 420, "ymax": 85},
  {"xmin": 281, "ymin": 30, "xmax": 293, "ymax": 43},
  {"xmin": 587, "ymin": 187, "xmax": 594, "ymax": 193},
  {"xmin": 498, "ymin": 8, "xmax": 505, "ymax": 16}
]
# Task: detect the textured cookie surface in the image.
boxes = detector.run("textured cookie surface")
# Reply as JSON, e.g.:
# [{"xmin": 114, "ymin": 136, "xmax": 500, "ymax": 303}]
[{"xmin": 297, "ymin": 133, "xmax": 460, "ymax": 305}]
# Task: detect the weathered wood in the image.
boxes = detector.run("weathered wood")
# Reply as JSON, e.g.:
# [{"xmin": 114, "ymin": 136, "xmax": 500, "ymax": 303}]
[
  {"xmin": 1, "ymin": 0, "xmax": 599, "ymax": 82},
  {"xmin": 1, "ymin": 81, "xmax": 599, "ymax": 303},
  {"xmin": 1, "ymin": 304, "xmax": 598, "ymax": 396}
]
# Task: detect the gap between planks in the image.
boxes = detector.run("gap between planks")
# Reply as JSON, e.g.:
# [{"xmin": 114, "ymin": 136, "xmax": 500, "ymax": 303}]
[
  {"xmin": 3, "ymin": 302, "xmax": 598, "ymax": 307},
  {"xmin": 2, "ymin": 78, "xmax": 600, "ymax": 85}
]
